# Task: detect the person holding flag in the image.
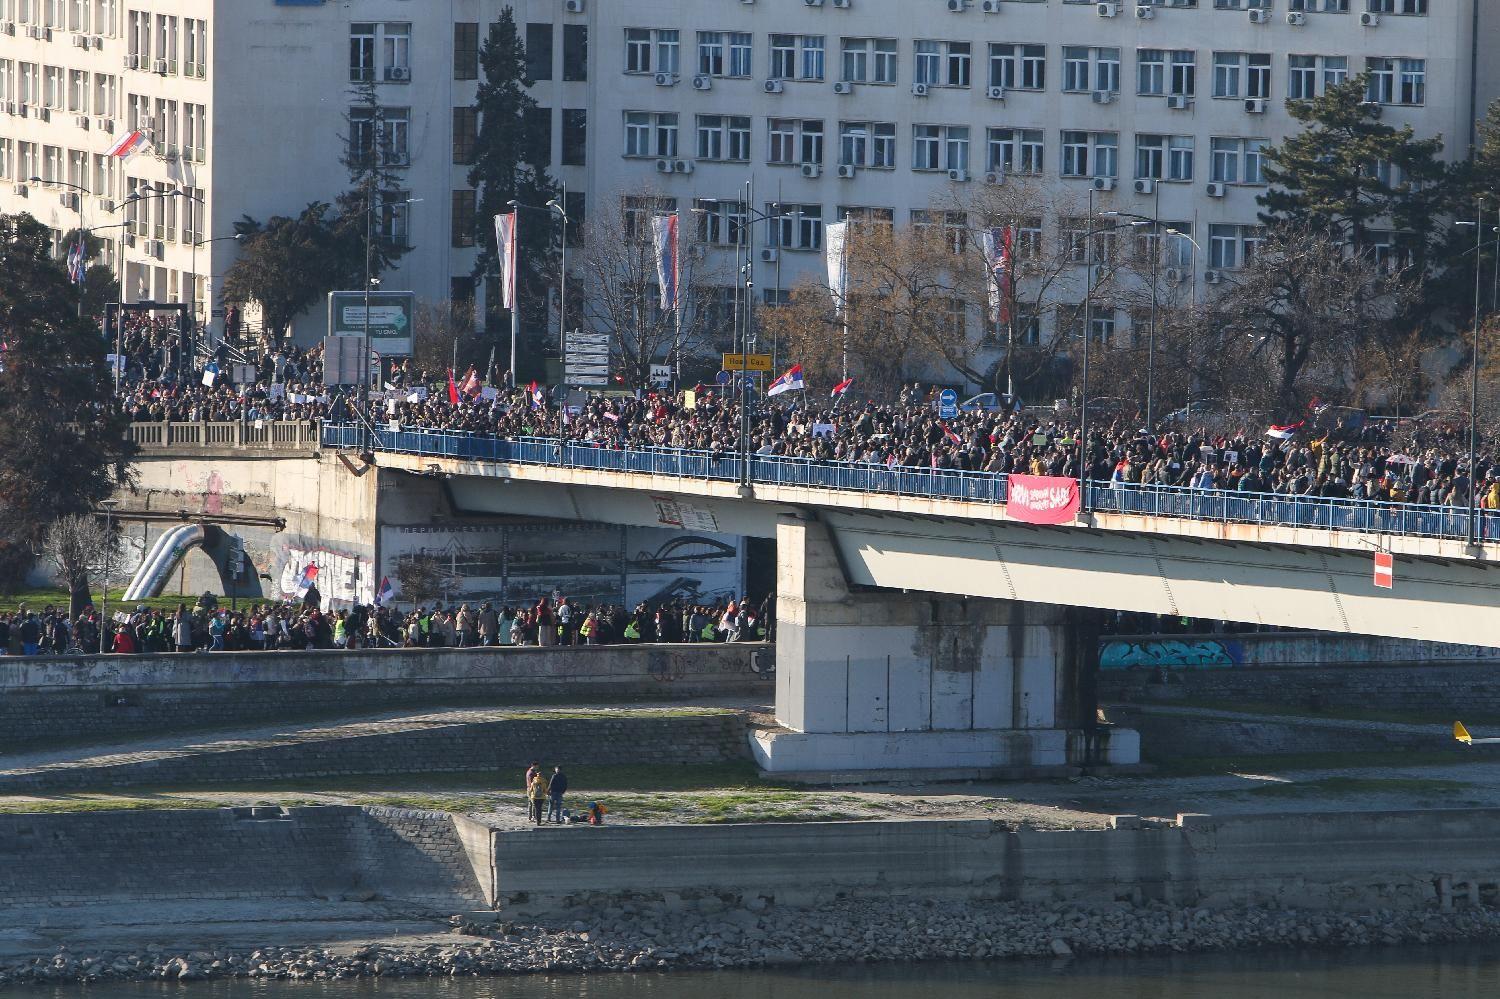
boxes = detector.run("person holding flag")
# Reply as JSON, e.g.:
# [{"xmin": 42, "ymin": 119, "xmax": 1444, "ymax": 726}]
[
  {"xmin": 375, "ymin": 576, "xmax": 396, "ymax": 607},
  {"xmin": 767, "ymin": 364, "xmax": 805, "ymax": 397},
  {"xmin": 830, "ymin": 376, "xmax": 854, "ymax": 408},
  {"xmin": 447, "ymin": 369, "xmax": 461, "ymax": 405}
]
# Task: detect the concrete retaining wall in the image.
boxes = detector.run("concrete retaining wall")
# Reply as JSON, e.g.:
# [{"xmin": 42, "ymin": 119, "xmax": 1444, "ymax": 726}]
[
  {"xmin": 1099, "ymin": 631, "xmax": 1500, "ymax": 672},
  {"xmin": 0, "ymin": 712, "xmax": 749, "ymax": 793},
  {"xmin": 0, "ymin": 645, "xmax": 768, "ymax": 749},
  {"xmin": 0, "ymin": 806, "xmax": 488, "ymax": 911},
  {"xmin": 1105, "ymin": 705, "xmax": 1462, "ymax": 758},
  {"xmin": 489, "ymin": 810, "xmax": 1500, "ymax": 915}
]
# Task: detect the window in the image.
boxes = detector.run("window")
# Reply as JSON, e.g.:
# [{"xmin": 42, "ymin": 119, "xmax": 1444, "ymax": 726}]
[
  {"xmin": 453, "ymin": 106, "xmax": 478, "ymax": 164},
  {"xmin": 526, "ymin": 23, "xmax": 553, "ymax": 81},
  {"xmin": 625, "ymin": 28, "xmax": 652, "ymax": 73},
  {"xmin": 454, "ymin": 23, "xmax": 479, "ymax": 81},
  {"xmin": 625, "ymin": 27, "xmax": 678, "ymax": 75},
  {"xmin": 0, "ymin": 139, "xmax": 9, "ymax": 182},
  {"xmin": 561, "ymin": 109, "xmax": 587, "ymax": 165},
  {"xmin": 1060, "ymin": 217, "xmax": 1115, "ymax": 264},
  {"xmin": 1208, "ymin": 223, "xmax": 1263, "ymax": 269},
  {"xmin": 379, "ymin": 190, "xmax": 412, "ymax": 248},
  {"xmin": 769, "ymin": 34, "xmax": 825, "ymax": 80},
  {"xmin": 915, "ymin": 40, "xmax": 971, "ymax": 87},
  {"xmin": 1135, "ymin": 134, "xmax": 1164, "ymax": 179},
  {"xmin": 183, "ymin": 103, "xmax": 206, "ymax": 162},
  {"xmin": 697, "ymin": 114, "xmax": 751, "ymax": 161},
  {"xmin": 1138, "ymin": 49, "xmax": 1165, "ymax": 96},
  {"xmin": 839, "ymin": 122, "xmax": 897, "ymax": 168},
  {"xmin": 728, "ymin": 33, "xmax": 752, "ymax": 77},
  {"xmin": 1062, "ymin": 46, "xmax": 1119, "ymax": 93},
  {"xmin": 838, "ymin": 206, "xmax": 895, "ymax": 235},
  {"xmin": 383, "ymin": 107, "xmax": 411, "ymax": 165},
  {"xmin": 1392, "ymin": 58, "xmax": 1426, "ymax": 104},
  {"xmin": 562, "ymin": 25, "xmax": 587, "ymax": 81},
  {"xmin": 1213, "ymin": 52, "xmax": 1270, "ymax": 98},
  {"xmin": 623, "ymin": 195, "xmax": 677, "ymax": 243},
  {"xmin": 842, "ymin": 37, "xmax": 898, "ymax": 84},
  {"xmin": 653, "ymin": 112, "xmax": 678, "ymax": 157},
  {"xmin": 770, "ymin": 204, "xmax": 823, "ymax": 251},
  {"xmin": 350, "ymin": 24, "xmax": 375, "ymax": 82},
  {"xmin": 1288, "ymin": 54, "xmax": 1349, "ymax": 98},
  {"xmin": 694, "ymin": 198, "xmax": 747, "ymax": 246},
  {"xmin": 912, "ymin": 210, "xmax": 969, "ymax": 254},
  {"xmin": 1061, "ymin": 131, "xmax": 1118, "ymax": 178},
  {"xmin": 624, "ymin": 112, "xmax": 650, "ymax": 156},
  {"xmin": 1289, "ymin": 0, "xmax": 1349, "ymax": 8},
  {"xmin": 698, "ymin": 31, "xmax": 725, "ymax": 76},
  {"xmin": 1368, "ymin": 0, "xmax": 1426, "ymax": 12},
  {"xmin": 912, "ymin": 124, "xmax": 969, "ymax": 171},
  {"xmin": 1170, "ymin": 51, "xmax": 1195, "ymax": 96},
  {"xmin": 451, "ymin": 189, "xmax": 476, "ymax": 248},
  {"xmin": 989, "ymin": 43, "xmax": 1045, "ymax": 90},
  {"xmin": 767, "ymin": 118, "xmax": 823, "ymax": 165},
  {"xmin": 1210, "ymin": 137, "xmax": 1267, "ymax": 183},
  {"xmin": 564, "ymin": 191, "xmax": 585, "ymax": 248},
  {"xmin": 1136, "ymin": 223, "xmax": 1196, "ymax": 268},
  {"xmin": 183, "ymin": 18, "xmax": 207, "ymax": 78},
  {"xmin": 67, "ymin": 69, "xmax": 85, "ymax": 112},
  {"xmin": 1167, "ymin": 136, "xmax": 1194, "ymax": 181},
  {"xmin": 986, "ymin": 128, "xmax": 1044, "ymax": 175},
  {"xmin": 382, "ymin": 23, "xmax": 411, "ymax": 81}
]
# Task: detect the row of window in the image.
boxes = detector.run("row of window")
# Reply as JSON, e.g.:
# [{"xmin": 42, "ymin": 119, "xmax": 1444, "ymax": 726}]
[
  {"xmin": 0, "ymin": 136, "xmax": 122, "ymax": 198},
  {"xmin": 350, "ymin": 22, "xmax": 590, "ymax": 86},
  {"xmin": 125, "ymin": 93, "xmax": 206, "ymax": 163},
  {"xmin": 0, "ymin": 0, "xmax": 117, "ymax": 35},
  {"xmin": 0, "ymin": 58, "xmax": 117, "ymax": 115},
  {"xmin": 624, "ymin": 113, "xmax": 1272, "ymax": 182},
  {"xmin": 124, "ymin": 11, "xmax": 207, "ymax": 79},
  {"xmin": 626, "ymin": 30, "xmax": 1428, "ymax": 105}
]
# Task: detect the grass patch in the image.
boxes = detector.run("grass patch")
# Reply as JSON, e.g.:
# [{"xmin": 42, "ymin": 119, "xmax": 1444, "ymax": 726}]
[
  {"xmin": 1244, "ymin": 776, "xmax": 1473, "ymax": 798},
  {"xmin": 0, "ymin": 590, "xmax": 191, "ymax": 616},
  {"xmin": 688, "ymin": 810, "xmax": 864, "ymax": 825},
  {"xmin": 1148, "ymin": 750, "xmax": 1470, "ymax": 777},
  {"xmin": 0, "ymin": 795, "xmax": 226, "ymax": 814}
]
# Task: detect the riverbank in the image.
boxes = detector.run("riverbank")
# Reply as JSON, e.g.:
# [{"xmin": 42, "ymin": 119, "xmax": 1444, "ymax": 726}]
[{"xmin": 12, "ymin": 895, "xmax": 1500, "ymax": 985}]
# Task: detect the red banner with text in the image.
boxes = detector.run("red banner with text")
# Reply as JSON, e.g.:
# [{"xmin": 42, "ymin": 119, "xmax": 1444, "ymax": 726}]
[{"xmin": 1006, "ymin": 474, "xmax": 1081, "ymax": 525}]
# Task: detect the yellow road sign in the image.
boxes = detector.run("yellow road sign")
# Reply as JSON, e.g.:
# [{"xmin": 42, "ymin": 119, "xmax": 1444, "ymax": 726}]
[{"xmin": 723, "ymin": 353, "xmax": 772, "ymax": 372}]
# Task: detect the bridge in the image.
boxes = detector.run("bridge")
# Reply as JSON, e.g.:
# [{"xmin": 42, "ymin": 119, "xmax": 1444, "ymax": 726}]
[{"xmin": 129, "ymin": 421, "xmax": 1500, "ymax": 776}]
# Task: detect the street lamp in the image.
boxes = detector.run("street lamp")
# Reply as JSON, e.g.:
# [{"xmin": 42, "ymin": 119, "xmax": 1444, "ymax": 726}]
[
  {"xmin": 1457, "ymin": 202, "xmax": 1487, "ymax": 546},
  {"xmin": 547, "ymin": 192, "xmax": 569, "ymax": 364},
  {"xmin": 1101, "ymin": 206, "xmax": 1164, "ymax": 427},
  {"xmin": 97, "ymin": 498, "xmax": 118, "ymax": 654}
]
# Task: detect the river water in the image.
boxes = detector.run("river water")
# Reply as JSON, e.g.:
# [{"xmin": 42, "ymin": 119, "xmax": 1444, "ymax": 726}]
[{"xmin": 22, "ymin": 945, "xmax": 1500, "ymax": 999}]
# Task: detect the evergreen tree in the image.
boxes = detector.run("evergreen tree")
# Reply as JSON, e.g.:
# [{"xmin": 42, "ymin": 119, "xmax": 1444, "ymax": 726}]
[
  {"xmin": 336, "ymin": 79, "xmax": 414, "ymax": 283},
  {"xmin": 1259, "ymin": 75, "xmax": 1448, "ymax": 262},
  {"xmin": 0, "ymin": 214, "xmax": 133, "ymax": 590},
  {"xmin": 469, "ymin": 10, "xmax": 557, "ymax": 350}
]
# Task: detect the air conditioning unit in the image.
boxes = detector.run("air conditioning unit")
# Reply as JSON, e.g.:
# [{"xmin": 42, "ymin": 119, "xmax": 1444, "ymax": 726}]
[
  {"xmin": 1134, "ymin": 178, "xmax": 1155, "ymax": 194},
  {"xmin": 803, "ymin": 0, "xmax": 823, "ymax": 5},
  {"xmin": 153, "ymin": 58, "xmax": 168, "ymax": 74},
  {"xmin": 984, "ymin": 170, "xmax": 1006, "ymax": 185},
  {"xmin": 12, "ymin": 102, "xmax": 26, "ymax": 118},
  {"xmin": 91, "ymin": 35, "xmax": 103, "ymax": 49},
  {"xmin": 801, "ymin": 163, "xmax": 822, "ymax": 178},
  {"xmin": 654, "ymin": 72, "xmax": 678, "ymax": 87},
  {"xmin": 1167, "ymin": 95, "xmax": 1192, "ymax": 110},
  {"xmin": 911, "ymin": 82, "xmax": 930, "ymax": 96},
  {"xmin": 97, "ymin": 117, "xmax": 115, "ymax": 132},
  {"xmin": 1248, "ymin": 8, "xmax": 1270, "ymax": 21},
  {"xmin": 0, "ymin": 22, "xmax": 14, "ymax": 35},
  {"xmin": 833, "ymin": 80, "xmax": 853, "ymax": 94},
  {"xmin": 982, "ymin": 0, "xmax": 1002, "ymax": 10},
  {"xmin": 100, "ymin": 199, "xmax": 114, "ymax": 213},
  {"xmin": 692, "ymin": 74, "xmax": 712, "ymax": 90},
  {"xmin": 760, "ymin": 248, "xmax": 779, "ymax": 263},
  {"xmin": 1360, "ymin": 100, "xmax": 1383, "ymax": 117},
  {"xmin": 564, "ymin": 0, "xmax": 586, "ymax": 12},
  {"xmin": 986, "ymin": 85, "xmax": 1005, "ymax": 100},
  {"xmin": 673, "ymin": 159, "xmax": 694, "ymax": 174},
  {"xmin": 655, "ymin": 158, "xmax": 674, "ymax": 174},
  {"xmin": 1164, "ymin": 267, "xmax": 1184, "ymax": 283},
  {"xmin": 1360, "ymin": 10, "xmax": 1378, "ymax": 24},
  {"xmin": 144, "ymin": 239, "xmax": 164, "ymax": 259},
  {"xmin": 1244, "ymin": 98, "xmax": 1267, "ymax": 114},
  {"xmin": 1204, "ymin": 269, "xmax": 1223, "ymax": 285},
  {"xmin": 75, "ymin": 114, "xmax": 90, "ymax": 129},
  {"xmin": 60, "ymin": 192, "xmax": 79, "ymax": 209},
  {"xmin": 11, "ymin": 184, "xmax": 27, "ymax": 197},
  {"xmin": 1091, "ymin": 90, "xmax": 1116, "ymax": 105},
  {"xmin": 72, "ymin": 33, "xmax": 88, "ymax": 47},
  {"xmin": 1206, "ymin": 181, "xmax": 1226, "ymax": 197},
  {"xmin": 947, "ymin": 0, "xmax": 966, "ymax": 9},
  {"xmin": 1135, "ymin": 4, "xmax": 1154, "ymax": 17},
  {"xmin": 947, "ymin": 168, "xmax": 970, "ymax": 182},
  {"xmin": 385, "ymin": 66, "xmax": 410, "ymax": 82},
  {"xmin": 125, "ymin": 54, "xmax": 138, "ymax": 70},
  {"xmin": 833, "ymin": 0, "xmax": 851, "ymax": 7},
  {"xmin": 837, "ymin": 164, "xmax": 857, "ymax": 179},
  {"xmin": 1286, "ymin": 11, "xmax": 1306, "ymax": 23},
  {"xmin": 764, "ymin": 79, "xmax": 785, "ymax": 94},
  {"xmin": 1097, "ymin": 2, "xmax": 1120, "ymax": 15},
  {"xmin": 1092, "ymin": 177, "xmax": 1116, "ymax": 191},
  {"xmin": 36, "ymin": 106, "xmax": 51, "ymax": 122}
]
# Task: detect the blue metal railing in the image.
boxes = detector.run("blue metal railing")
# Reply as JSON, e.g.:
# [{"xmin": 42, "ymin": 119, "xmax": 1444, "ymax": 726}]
[{"xmin": 325, "ymin": 424, "xmax": 1498, "ymax": 543}]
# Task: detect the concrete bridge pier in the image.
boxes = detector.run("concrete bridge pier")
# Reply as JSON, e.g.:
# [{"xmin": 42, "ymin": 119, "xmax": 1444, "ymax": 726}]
[{"xmin": 751, "ymin": 514, "xmax": 1139, "ymax": 777}]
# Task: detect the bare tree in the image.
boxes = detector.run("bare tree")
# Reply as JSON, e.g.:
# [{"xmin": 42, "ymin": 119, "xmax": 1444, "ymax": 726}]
[
  {"xmin": 43, "ymin": 513, "xmax": 126, "ymax": 621},
  {"xmin": 394, "ymin": 554, "xmax": 449, "ymax": 607},
  {"xmin": 411, "ymin": 298, "xmax": 488, "ymax": 379}
]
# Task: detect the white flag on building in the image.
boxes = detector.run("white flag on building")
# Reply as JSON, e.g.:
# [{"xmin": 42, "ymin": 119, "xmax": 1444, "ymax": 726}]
[
  {"xmin": 824, "ymin": 221, "xmax": 849, "ymax": 317},
  {"xmin": 494, "ymin": 212, "xmax": 517, "ymax": 310}
]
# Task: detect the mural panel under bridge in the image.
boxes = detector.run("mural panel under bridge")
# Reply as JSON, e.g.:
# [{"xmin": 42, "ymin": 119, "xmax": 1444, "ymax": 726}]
[{"xmin": 379, "ymin": 522, "xmax": 746, "ymax": 610}]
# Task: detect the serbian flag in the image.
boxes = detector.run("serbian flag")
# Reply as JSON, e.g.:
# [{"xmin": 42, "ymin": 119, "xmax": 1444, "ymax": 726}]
[
  {"xmin": 105, "ymin": 129, "xmax": 149, "ymax": 161},
  {"xmin": 66, "ymin": 237, "xmax": 87, "ymax": 286},
  {"xmin": 532, "ymin": 385, "xmax": 545, "ymax": 409},
  {"xmin": 494, "ymin": 212, "xmax": 517, "ymax": 310},
  {"xmin": 1266, "ymin": 420, "xmax": 1304, "ymax": 440},
  {"xmin": 295, "ymin": 564, "xmax": 319, "ymax": 596},
  {"xmin": 830, "ymin": 376, "xmax": 854, "ymax": 399},
  {"xmin": 941, "ymin": 422, "xmax": 963, "ymax": 447},
  {"xmin": 651, "ymin": 213, "xmax": 680, "ymax": 312},
  {"xmin": 376, "ymin": 576, "xmax": 395, "ymax": 606},
  {"xmin": 447, "ymin": 369, "xmax": 460, "ymax": 405},
  {"xmin": 767, "ymin": 364, "xmax": 805, "ymax": 397},
  {"xmin": 979, "ymin": 227, "xmax": 1015, "ymax": 325},
  {"xmin": 460, "ymin": 366, "xmax": 481, "ymax": 398}
]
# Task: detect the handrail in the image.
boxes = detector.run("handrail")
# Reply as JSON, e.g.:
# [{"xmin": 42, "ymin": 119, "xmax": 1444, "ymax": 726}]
[
  {"xmin": 127, "ymin": 420, "xmax": 316, "ymax": 451},
  {"xmin": 320, "ymin": 423, "xmax": 1499, "ymax": 545}
]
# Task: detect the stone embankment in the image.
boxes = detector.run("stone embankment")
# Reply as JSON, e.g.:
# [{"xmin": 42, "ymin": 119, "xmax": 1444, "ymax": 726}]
[{"xmin": 10, "ymin": 897, "xmax": 1500, "ymax": 984}]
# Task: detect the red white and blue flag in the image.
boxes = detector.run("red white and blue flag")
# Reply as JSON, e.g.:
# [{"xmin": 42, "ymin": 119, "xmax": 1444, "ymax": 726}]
[
  {"xmin": 830, "ymin": 376, "xmax": 854, "ymax": 399},
  {"xmin": 1266, "ymin": 420, "xmax": 1304, "ymax": 440},
  {"xmin": 65, "ymin": 237, "xmax": 86, "ymax": 286},
  {"xmin": 767, "ymin": 364, "xmax": 805, "ymax": 397},
  {"xmin": 980, "ymin": 226, "xmax": 1014, "ymax": 325},
  {"xmin": 651, "ymin": 213, "xmax": 680, "ymax": 312},
  {"xmin": 105, "ymin": 129, "xmax": 149, "ymax": 161},
  {"xmin": 295, "ymin": 564, "xmax": 320, "ymax": 596},
  {"xmin": 376, "ymin": 576, "xmax": 395, "ymax": 606}
]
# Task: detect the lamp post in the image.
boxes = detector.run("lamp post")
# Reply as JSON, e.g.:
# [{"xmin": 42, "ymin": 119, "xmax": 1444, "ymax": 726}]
[
  {"xmin": 97, "ymin": 498, "xmax": 118, "ymax": 654},
  {"xmin": 108, "ymin": 189, "xmax": 187, "ymax": 384},
  {"xmin": 31, "ymin": 177, "xmax": 89, "ymax": 316},
  {"xmin": 547, "ymin": 190, "xmax": 569, "ymax": 364},
  {"xmin": 1102, "ymin": 195, "xmax": 1165, "ymax": 428},
  {"xmin": 1458, "ymin": 201, "xmax": 1486, "ymax": 546}
]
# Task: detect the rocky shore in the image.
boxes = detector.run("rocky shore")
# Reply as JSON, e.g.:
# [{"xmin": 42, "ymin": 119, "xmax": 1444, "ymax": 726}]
[{"xmin": 9, "ymin": 897, "xmax": 1500, "ymax": 984}]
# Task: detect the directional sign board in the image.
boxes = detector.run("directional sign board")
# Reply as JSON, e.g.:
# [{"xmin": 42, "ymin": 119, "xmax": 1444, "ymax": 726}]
[
  {"xmin": 723, "ymin": 353, "xmax": 773, "ymax": 372},
  {"xmin": 564, "ymin": 330, "xmax": 611, "ymax": 387},
  {"xmin": 328, "ymin": 291, "xmax": 415, "ymax": 356},
  {"xmin": 938, "ymin": 388, "xmax": 959, "ymax": 419}
]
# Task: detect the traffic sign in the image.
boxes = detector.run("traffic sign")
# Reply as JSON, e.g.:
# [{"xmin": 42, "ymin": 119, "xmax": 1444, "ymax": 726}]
[
  {"xmin": 938, "ymin": 388, "xmax": 959, "ymax": 419},
  {"xmin": 1373, "ymin": 550, "xmax": 1394, "ymax": 589},
  {"xmin": 723, "ymin": 353, "xmax": 773, "ymax": 372}
]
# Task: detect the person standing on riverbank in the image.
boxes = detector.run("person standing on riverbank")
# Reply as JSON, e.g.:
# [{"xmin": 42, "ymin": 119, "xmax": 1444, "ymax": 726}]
[
  {"xmin": 528, "ymin": 770, "xmax": 549, "ymax": 826},
  {"xmin": 547, "ymin": 765, "xmax": 568, "ymax": 823}
]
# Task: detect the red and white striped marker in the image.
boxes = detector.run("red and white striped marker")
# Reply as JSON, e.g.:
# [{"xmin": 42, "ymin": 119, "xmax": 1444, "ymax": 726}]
[{"xmin": 1373, "ymin": 550, "xmax": 1394, "ymax": 590}]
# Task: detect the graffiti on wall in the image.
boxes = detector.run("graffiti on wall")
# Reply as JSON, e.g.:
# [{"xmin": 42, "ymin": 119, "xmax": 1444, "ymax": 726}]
[
  {"xmin": 1099, "ymin": 639, "xmax": 1242, "ymax": 670},
  {"xmin": 278, "ymin": 544, "xmax": 374, "ymax": 606}
]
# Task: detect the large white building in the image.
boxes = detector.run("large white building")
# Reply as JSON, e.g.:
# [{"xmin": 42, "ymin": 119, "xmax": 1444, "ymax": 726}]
[{"xmin": 0, "ymin": 0, "xmax": 1493, "ymax": 368}]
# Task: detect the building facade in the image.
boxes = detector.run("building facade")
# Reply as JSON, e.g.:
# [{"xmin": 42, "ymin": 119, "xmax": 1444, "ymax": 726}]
[{"xmin": 0, "ymin": 0, "xmax": 1491, "ymax": 378}]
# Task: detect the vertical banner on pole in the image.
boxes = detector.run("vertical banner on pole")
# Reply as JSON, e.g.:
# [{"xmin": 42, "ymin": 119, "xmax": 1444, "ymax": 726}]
[
  {"xmin": 825, "ymin": 221, "xmax": 849, "ymax": 315},
  {"xmin": 652, "ymin": 213, "xmax": 680, "ymax": 312},
  {"xmin": 494, "ymin": 212, "xmax": 517, "ymax": 310}
]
